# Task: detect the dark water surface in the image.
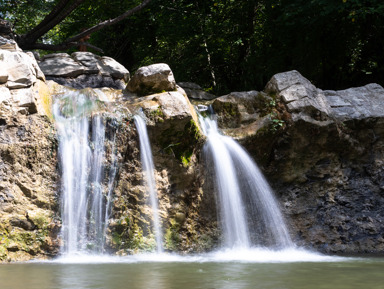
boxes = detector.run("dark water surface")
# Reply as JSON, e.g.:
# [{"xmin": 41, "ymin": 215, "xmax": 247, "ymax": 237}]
[{"xmin": 1, "ymin": 256, "xmax": 384, "ymax": 289}]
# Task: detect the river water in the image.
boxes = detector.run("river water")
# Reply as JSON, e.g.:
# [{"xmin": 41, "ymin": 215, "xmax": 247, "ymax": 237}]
[{"xmin": 1, "ymin": 251, "xmax": 384, "ymax": 289}]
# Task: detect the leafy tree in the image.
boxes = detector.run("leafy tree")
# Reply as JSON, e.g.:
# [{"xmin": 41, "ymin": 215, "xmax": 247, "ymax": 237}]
[
  {"xmin": 263, "ymin": 0, "xmax": 384, "ymax": 89},
  {"xmin": 1, "ymin": 0, "xmax": 383, "ymax": 93}
]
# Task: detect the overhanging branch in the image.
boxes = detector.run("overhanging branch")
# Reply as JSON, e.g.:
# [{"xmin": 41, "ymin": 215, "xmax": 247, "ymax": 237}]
[{"xmin": 64, "ymin": 0, "xmax": 152, "ymax": 44}]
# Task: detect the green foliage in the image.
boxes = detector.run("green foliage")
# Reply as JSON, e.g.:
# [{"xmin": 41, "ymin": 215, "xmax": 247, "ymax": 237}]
[{"xmin": 2, "ymin": 0, "xmax": 383, "ymax": 92}]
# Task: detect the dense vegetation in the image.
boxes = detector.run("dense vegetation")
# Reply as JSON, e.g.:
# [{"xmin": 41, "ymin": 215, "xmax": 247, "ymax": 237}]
[{"xmin": 1, "ymin": 0, "xmax": 383, "ymax": 94}]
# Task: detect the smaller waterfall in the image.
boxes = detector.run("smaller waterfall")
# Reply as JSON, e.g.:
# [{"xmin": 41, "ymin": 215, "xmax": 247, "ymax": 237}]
[
  {"xmin": 134, "ymin": 115, "xmax": 163, "ymax": 253},
  {"xmin": 53, "ymin": 90, "xmax": 117, "ymax": 255},
  {"xmin": 199, "ymin": 110, "xmax": 293, "ymax": 249}
]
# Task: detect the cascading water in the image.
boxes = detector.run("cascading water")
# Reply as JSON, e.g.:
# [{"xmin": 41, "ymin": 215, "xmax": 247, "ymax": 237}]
[
  {"xmin": 198, "ymin": 109, "xmax": 293, "ymax": 249},
  {"xmin": 134, "ymin": 115, "xmax": 163, "ymax": 253},
  {"xmin": 53, "ymin": 89, "xmax": 116, "ymax": 255}
]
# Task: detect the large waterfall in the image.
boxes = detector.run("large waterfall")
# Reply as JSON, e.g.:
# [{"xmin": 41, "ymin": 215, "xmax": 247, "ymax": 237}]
[
  {"xmin": 53, "ymin": 90, "xmax": 115, "ymax": 255},
  {"xmin": 134, "ymin": 115, "xmax": 163, "ymax": 253},
  {"xmin": 199, "ymin": 112, "xmax": 293, "ymax": 249}
]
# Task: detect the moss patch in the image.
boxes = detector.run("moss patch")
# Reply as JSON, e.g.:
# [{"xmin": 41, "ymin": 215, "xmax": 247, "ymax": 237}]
[
  {"xmin": 164, "ymin": 219, "xmax": 181, "ymax": 251},
  {"xmin": 159, "ymin": 119, "xmax": 202, "ymax": 165}
]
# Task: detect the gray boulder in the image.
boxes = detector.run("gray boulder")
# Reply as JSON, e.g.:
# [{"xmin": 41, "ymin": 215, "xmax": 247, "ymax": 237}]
[
  {"xmin": 178, "ymin": 82, "xmax": 216, "ymax": 100},
  {"xmin": 265, "ymin": 70, "xmax": 332, "ymax": 125},
  {"xmin": 39, "ymin": 53, "xmax": 85, "ymax": 77},
  {"xmin": 265, "ymin": 70, "xmax": 384, "ymax": 124},
  {"xmin": 126, "ymin": 63, "xmax": 176, "ymax": 95}
]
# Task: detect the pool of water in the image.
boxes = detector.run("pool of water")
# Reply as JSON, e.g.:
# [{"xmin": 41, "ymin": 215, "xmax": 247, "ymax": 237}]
[{"xmin": 1, "ymin": 249, "xmax": 384, "ymax": 289}]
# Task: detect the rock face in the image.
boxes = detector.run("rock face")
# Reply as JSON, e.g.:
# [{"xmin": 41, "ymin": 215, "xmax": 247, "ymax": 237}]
[
  {"xmin": 105, "ymin": 88, "xmax": 216, "ymax": 254},
  {"xmin": 38, "ymin": 52, "xmax": 130, "ymax": 89},
  {"xmin": 212, "ymin": 70, "xmax": 384, "ymax": 254},
  {"xmin": 0, "ymin": 46, "xmax": 59, "ymax": 262}
]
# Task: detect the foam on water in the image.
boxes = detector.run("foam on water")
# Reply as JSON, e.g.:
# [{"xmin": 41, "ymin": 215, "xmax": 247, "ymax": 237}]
[{"xmin": 47, "ymin": 248, "xmax": 347, "ymax": 264}]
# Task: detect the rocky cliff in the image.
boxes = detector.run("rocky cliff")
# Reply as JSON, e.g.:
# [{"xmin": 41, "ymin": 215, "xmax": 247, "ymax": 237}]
[
  {"xmin": 212, "ymin": 70, "xmax": 384, "ymax": 254},
  {"xmin": 0, "ymin": 37, "xmax": 59, "ymax": 261},
  {"xmin": 1, "ymin": 38, "xmax": 384, "ymax": 261}
]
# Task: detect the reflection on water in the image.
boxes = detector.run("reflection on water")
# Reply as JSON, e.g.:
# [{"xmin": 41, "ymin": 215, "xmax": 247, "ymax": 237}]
[{"xmin": 1, "ymin": 254, "xmax": 384, "ymax": 289}]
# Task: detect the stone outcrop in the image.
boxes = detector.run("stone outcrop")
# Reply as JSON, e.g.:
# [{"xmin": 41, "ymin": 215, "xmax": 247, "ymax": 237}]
[
  {"xmin": 211, "ymin": 70, "xmax": 384, "ymax": 254},
  {"xmin": 38, "ymin": 52, "xmax": 130, "ymax": 89}
]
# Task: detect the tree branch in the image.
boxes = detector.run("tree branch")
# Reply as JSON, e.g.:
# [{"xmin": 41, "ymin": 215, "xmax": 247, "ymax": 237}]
[
  {"xmin": 20, "ymin": 0, "xmax": 85, "ymax": 45},
  {"xmin": 64, "ymin": 0, "xmax": 152, "ymax": 44},
  {"xmin": 25, "ymin": 0, "xmax": 72, "ymax": 38}
]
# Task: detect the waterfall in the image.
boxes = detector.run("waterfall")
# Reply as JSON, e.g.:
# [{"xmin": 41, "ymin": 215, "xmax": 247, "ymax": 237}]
[
  {"xmin": 134, "ymin": 115, "xmax": 163, "ymax": 253},
  {"xmin": 53, "ymin": 90, "xmax": 116, "ymax": 255},
  {"xmin": 199, "ymin": 110, "xmax": 293, "ymax": 249}
]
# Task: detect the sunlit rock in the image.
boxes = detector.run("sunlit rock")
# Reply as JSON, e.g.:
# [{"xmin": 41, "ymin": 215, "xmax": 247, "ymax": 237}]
[
  {"xmin": 126, "ymin": 63, "xmax": 176, "ymax": 95},
  {"xmin": 38, "ymin": 52, "xmax": 129, "ymax": 89}
]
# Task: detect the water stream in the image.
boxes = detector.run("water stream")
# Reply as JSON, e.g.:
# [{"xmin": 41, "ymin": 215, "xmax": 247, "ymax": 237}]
[
  {"xmin": 198, "ymin": 110, "xmax": 293, "ymax": 249},
  {"xmin": 53, "ymin": 90, "xmax": 115, "ymax": 255},
  {"xmin": 134, "ymin": 115, "xmax": 163, "ymax": 253}
]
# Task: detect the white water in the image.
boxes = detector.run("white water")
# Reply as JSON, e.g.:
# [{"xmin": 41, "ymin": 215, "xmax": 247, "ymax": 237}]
[
  {"xmin": 199, "ymin": 112, "xmax": 293, "ymax": 249},
  {"xmin": 53, "ymin": 90, "xmax": 113, "ymax": 255},
  {"xmin": 134, "ymin": 115, "xmax": 163, "ymax": 253},
  {"xmin": 52, "ymin": 247, "xmax": 346, "ymax": 264}
]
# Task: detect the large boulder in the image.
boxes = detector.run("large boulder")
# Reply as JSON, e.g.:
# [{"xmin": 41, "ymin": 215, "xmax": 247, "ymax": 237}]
[
  {"xmin": 0, "ymin": 47, "xmax": 49, "ymax": 116},
  {"xmin": 38, "ymin": 52, "xmax": 130, "ymax": 89},
  {"xmin": 126, "ymin": 63, "xmax": 176, "ymax": 95}
]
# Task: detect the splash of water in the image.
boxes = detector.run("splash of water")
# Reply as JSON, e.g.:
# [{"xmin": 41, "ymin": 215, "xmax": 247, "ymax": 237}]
[
  {"xmin": 199, "ymin": 110, "xmax": 293, "ymax": 249},
  {"xmin": 134, "ymin": 115, "xmax": 163, "ymax": 253}
]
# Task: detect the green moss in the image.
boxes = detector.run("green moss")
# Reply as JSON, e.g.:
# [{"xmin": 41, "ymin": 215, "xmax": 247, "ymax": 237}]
[
  {"xmin": 8, "ymin": 229, "xmax": 36, "ymax": 252},
  {"xmin": 148, "ymin": 107, "xmax": 165, "ymax": 122},
  {"xmin": 0, "ymin": 245, "xmax": 7, "ymax": 261},
  {"xmin": 164, "ymin": 219, "xmax": 181, "ymax": 251},
  {"xmin": 0, "ymin": 226, "xmax": 10, "ymax": 261},
  {"xmin": 127, "ymin": 223, "xmax": 156, "ymax": 253},
  {"xmin": 111, "ymin": 216, "xmax": 157, "ymax": 254},
  {"xmin": 158, "ymin": 119, "xmax": 202, "ymax": 166}
]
